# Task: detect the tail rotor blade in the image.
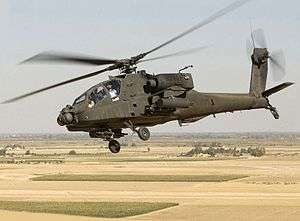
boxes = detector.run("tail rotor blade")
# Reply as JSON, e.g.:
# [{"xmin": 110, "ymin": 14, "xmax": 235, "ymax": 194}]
[
  {"xmin": 269, "ymin": 50, "xmax": 286, "ymax": 82},
  {"xmin": 252, "ymin": 29, "xmax": 267, "ymax": 48},
  {"xmin": 246, "ymin": 28, "xmax": 267, "ymax": 58},
  {"xmin": 246, "ymin": 38, "xmax": 254, "ymax": 57}
]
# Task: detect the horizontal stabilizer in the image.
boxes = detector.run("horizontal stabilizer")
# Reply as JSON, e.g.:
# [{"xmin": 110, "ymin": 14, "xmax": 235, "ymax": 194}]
[{"xmin": 262, "ymin": 82, "xmax": 294, "ymax": 97}]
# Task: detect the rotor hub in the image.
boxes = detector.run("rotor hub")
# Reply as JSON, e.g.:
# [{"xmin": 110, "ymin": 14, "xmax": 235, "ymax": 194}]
[{"xmin": 251, "ymin": 48, "xmax": 269, "ymax": 65}]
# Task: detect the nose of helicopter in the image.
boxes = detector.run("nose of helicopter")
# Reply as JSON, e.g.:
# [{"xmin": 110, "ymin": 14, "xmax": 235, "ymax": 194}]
[{"xmin": 57, "ymin": 105, "xmax": 77, "ymax": 126}]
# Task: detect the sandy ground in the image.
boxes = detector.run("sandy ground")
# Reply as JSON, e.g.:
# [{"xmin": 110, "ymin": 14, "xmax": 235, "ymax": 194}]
[{"xmin": 0, "ymin": 137, "xmax": 299, "ymax": 221}]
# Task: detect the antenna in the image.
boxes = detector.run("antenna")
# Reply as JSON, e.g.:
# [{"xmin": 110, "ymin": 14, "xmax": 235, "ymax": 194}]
[{"xmin": 179, "ymin": 65, "xmax": 193, "ymax": 73}]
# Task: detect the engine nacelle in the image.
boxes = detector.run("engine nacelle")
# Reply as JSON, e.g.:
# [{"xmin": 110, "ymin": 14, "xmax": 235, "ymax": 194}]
[{"xmin": 146, "ymin": 73, "xmax": 194, "ymax": 92}]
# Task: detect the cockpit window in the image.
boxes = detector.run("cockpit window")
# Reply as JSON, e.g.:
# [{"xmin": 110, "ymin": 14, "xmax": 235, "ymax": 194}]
[
  {"xmin": 89, "ymin": 85, "xmax": 107, "ymax": 105},
  {"xmin": 104, "ymin": 79, "xmax": 121, "ymax": 101},
  {"xmin": 73, "ymin": 94, "xmax": 86, "ymax": 105}
]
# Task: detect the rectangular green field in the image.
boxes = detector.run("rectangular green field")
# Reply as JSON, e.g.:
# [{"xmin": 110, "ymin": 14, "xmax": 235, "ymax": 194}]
[
  {"xmin": 0, "ymin": 201, "xmax": 178, "ymax": 218},
  {"xmin": 31, "ymin": 174, "xmax": 248, "ymax": 182}
]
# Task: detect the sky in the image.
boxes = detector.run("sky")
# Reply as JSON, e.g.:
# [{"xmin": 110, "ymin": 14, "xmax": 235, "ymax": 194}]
[{"xmin": 0, "ymin": 0, "xmax": 299, "ymax": 134}]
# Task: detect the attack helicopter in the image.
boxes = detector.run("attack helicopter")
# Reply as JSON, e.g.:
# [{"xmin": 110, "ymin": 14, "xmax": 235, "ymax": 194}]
[{"xmin": 2, "ymin": 0, "xmax": 294, "ymax": 153}]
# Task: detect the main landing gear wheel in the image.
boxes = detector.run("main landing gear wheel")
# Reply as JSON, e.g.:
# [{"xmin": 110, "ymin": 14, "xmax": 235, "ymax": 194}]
[
  {"xmin": 137, "ymin": 127, "xmax": 150, "ymax": 141},
  {"xmin": 108, "ymin": 140, "xmax": 121, "ymax": 153}
]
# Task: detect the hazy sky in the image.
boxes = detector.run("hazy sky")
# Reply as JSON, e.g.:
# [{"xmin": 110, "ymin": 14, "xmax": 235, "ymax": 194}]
[{"xmin": 0, "ymin": 0, "xmax": 299, "ymax": 133}]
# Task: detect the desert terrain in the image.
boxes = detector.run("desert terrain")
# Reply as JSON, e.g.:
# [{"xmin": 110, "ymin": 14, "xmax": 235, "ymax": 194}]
[{"xmin": 0, "ymin": 132, "xmax": 299, "ymax": 221}]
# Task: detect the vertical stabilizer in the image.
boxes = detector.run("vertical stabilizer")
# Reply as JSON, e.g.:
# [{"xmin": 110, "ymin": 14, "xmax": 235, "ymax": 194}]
[{"xmin": 249, "ymin": 48, "xmax": 269, "ymax": 97}]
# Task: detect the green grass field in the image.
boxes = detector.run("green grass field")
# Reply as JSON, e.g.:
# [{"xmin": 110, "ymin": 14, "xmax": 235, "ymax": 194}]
[
  {"xmin": 0, "ymin": 201, "xmax": 178, "ymax": 218},
  {"xmin": 31, "ymin": 174, "xmax": 248, "ymax": 182},
  {"xmin": 108, "ymin": 157, "xmax": 236, "ymax": 162}
]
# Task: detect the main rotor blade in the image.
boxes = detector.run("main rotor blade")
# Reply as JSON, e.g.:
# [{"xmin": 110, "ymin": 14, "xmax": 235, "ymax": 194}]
[
  {"xmin": 2, "ymin": 65, "xmax": 116, "ymax": 104},
  {"xmin": 138, "ymin": 46, "xmax": 208, "ymax": 63},
  {"xmin": 144, "ymin": 0, "xmax": 253, "ymax": 56},
  {"xmin": 21, "ymin": 51, "xmax": 118, "ymax": 66}
]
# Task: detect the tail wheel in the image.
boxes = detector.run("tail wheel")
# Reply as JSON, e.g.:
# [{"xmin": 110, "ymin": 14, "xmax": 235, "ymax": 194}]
[
  {"xmin": 137, "ymin": 127, "xmax": 150, "ymax": 141},
  {"xmin": 108, "ymin": 140, "xmax": 121, "ymax": 153}
]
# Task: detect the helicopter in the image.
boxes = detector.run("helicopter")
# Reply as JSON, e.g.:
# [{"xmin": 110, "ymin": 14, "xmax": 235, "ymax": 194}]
[{"xmin": 2, "ymin": 0, "xmax": 294, "ymax": 153}]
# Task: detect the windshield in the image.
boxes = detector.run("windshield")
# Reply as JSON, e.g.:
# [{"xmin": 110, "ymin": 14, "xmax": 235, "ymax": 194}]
[
  {"xmin": 73, "ymin": 93, "xmax": 86, "ymax": 105},
  {"xmin": 76, "ymin": 80, "xmax": 121, "ymax": 108},
  {"xmin": 89, "ymin": 85, "xmax": 107, "ymax": 104}
]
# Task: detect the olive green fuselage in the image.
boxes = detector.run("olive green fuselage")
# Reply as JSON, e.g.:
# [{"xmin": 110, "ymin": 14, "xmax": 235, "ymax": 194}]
[
  {"xmin": 63, "ymin": 48, "xmax": 274, "ymax": 133},
  {"xmin": 66, "ymin": 89, "xmax": 268, "ymax": 132}
]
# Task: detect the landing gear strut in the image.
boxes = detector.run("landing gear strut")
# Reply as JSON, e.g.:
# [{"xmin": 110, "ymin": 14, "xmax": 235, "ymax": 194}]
[
  {"xmin": 266, "ymin": 99, "xmax": 280, "ymax": 119},
  {"xmin": 268, "ymin": 106, "xmax": 279, "ymax": 119},
  {"xmin": 124, "ymin": 121, "xmax": 151, "ymax": 141},
  {"xmin": 108, "ymin": 139, "xmax": 121, "ymax": 153}
]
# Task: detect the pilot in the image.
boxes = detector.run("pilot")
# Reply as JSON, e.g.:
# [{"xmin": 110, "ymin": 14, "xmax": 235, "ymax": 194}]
[
  {"xmin": 88, "ymin": 92, "xmax": 96, "ymax": 108},
  {"xmin": 88, "ymin": 86, "xmax": 105, "ymax": 108},
  {"xmin": 95, "ymin": 86, "xmax": 105, "ymax": 102},
  {"xmin": 107, "ymin": 84, "xmax": 119, "ymax": 101}
]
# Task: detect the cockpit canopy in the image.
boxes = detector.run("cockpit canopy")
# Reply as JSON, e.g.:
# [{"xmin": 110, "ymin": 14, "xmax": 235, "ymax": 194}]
[{"xmin": 73, "ymin": 79, "xmax": 121, "ymax": 106}]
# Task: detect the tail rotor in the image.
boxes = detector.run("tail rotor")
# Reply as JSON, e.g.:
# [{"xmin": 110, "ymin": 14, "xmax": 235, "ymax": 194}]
[{"xmin": 247, "ymin": 29, "xmax": 286, "ymax": 82}]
